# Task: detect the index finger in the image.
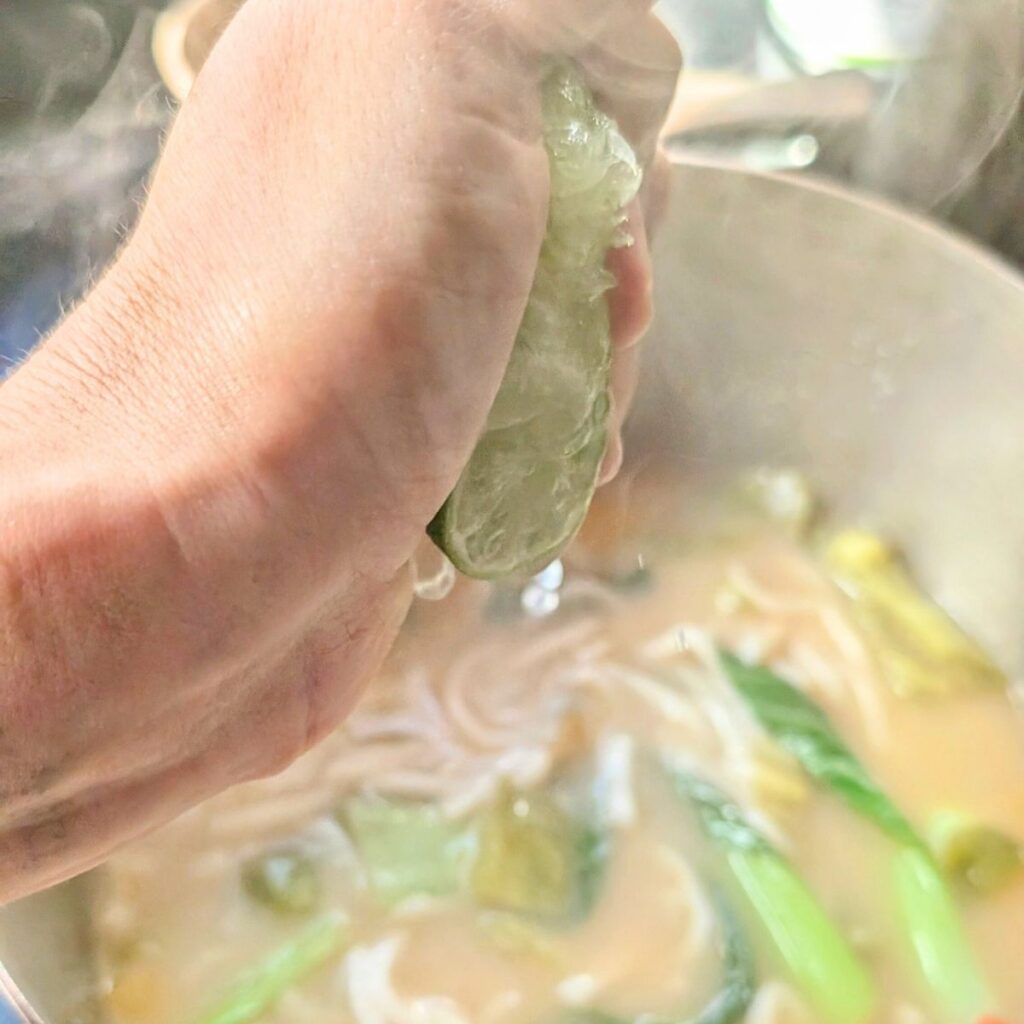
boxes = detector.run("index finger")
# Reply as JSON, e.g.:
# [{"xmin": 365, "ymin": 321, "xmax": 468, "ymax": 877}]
[{"xmin": 581, "ymin": 14, "xmax": 682, "ymax": 167}]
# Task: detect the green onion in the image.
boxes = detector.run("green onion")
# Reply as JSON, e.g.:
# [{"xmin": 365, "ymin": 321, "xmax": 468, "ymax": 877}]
[
  {"xmin": 196, "ymin": 912, "xmax": 348, "ymax": 1024},
  {"xmin": 671, "ymin": 769, "xmax": 875, "ymax": 1024}
]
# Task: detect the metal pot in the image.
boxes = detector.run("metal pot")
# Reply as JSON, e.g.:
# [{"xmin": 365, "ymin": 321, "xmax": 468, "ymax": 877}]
[{"xmin": 4, "ymin": 160, "xmax": 1024, "ymax": 1021}]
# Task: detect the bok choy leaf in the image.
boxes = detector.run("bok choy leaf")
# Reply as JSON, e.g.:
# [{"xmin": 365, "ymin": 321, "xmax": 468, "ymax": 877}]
[
  {"xmin": 670, "ymin": 769, "xmax": 875, "ymax": 1024},
  {"xmin": 341, "ymin": 797, "xmax": 469, "ymax": 904},
  {"xmin": 719, "ymin": 650, "xmax": 993, "ymax": 1022},
  {"xmin": 718, "ymin": 650, "xmax": 917, "ymax": 846},
  {"xmin": 893, "ymin": 845, "xmax": 992, "ymax": 1022}
]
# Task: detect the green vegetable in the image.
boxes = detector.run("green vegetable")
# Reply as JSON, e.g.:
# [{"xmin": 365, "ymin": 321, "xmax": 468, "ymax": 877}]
[
  {"xmin": 428, "ymin": 62, "xmax": 642, "ymax": 580},
  {"xmin": 719, "ymin": 651, "xmax": 993, "ymax": 1021},
  {"xmin": 559, "ymin": 885, "xmax": 755, "ymax": 1024},
  {"xmin": 241, "ymin": 845, "xmax": 320, "ymax": 916},
  {"xmin": 823, "ymin": 530, "xmax": 1005, "ymax": 698},
  {"xmin": 683, "ymin": 885, "xmax": 756, "ymax": 1024},
  {"xmin": 719, "ymin": 650, "xmax": 917, "ymax": 846},
  {"xmin": 471, "ymin": 786, "xmax": 607, "ymax": 921},
  {"xmin": 671, "ymin": 769, "xmax": 875, "ymax": 1024},
  {"xmin": 726, "ymin": 852, "xmax": 876, "ymax": 1024},
  {"xmin": 196, "ymin": 912, "xmax": 348, "ymax": 1024},
  {"xmin": 674, "ymin": 773, "xmax": 772, "ymax": 855},
  {"xmin": 341, "ymin": 797, "xmax": 468, "ymax": 904},
  {"xmin": 575, "ymin": 822, "xmax": 610, "ymax": 918},
  {"xmin": 929, "ymin": 812, "xmax": 1023, "ymax": 896},
  {"xmin": 893, "ymin": 846, "xmax": 992, "ymax": 1021}
]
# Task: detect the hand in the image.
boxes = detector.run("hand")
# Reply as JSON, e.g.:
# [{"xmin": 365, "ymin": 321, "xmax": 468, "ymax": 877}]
[{"xmin": 0, "ymin": 0, "xmax": 679, "ymax": 899}]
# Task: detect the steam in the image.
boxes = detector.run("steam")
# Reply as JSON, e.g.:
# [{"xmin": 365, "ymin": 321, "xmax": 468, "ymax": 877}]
[
  {"xmin": 0, "ymin": 10, "xmax": 171, "ymax": 365},
  {"xmin": 855, "ymin": 1, "xmax": 1024, "ymax": 204}
]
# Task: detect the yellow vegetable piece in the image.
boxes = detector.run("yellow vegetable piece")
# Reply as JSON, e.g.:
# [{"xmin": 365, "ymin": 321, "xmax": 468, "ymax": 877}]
[
  {"xmin": 823, "ymin": 530, "xmax": 1006, "ymax": 698},
  {"xmin": 929, "ymin": 812, "xmax": 1024, "ymax": 896}
]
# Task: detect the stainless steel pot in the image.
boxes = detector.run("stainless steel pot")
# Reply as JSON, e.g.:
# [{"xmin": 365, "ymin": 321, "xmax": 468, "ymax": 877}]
[{"xmin": 4, "ymin": 160, "xmax": 1024, "ymax": 1021}]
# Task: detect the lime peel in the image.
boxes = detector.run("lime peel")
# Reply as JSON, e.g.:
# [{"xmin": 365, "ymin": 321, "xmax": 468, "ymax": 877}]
[{"xmin": 429, "ymin": 62, "xmax": 642, "ymax": 580}]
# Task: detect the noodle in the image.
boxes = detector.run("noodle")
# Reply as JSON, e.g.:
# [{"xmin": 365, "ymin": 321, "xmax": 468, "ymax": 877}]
[
  {"xmin": 720, "ymin": 560, "xmax": 891, "ymax": 748},
  {"xmin": 727, "ymin": 563, "xmax": 826, "ymax": 617}
]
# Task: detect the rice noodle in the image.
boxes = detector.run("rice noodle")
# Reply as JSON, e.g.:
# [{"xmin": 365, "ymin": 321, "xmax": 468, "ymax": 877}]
[
  {"xmin": 715, "ymin": 560, "xmax": 891, "ymax": 749},
  {"xmin": 602, "ymin": 663, "xmax": 704, "ymax": 726},
  {"xmin": 727, "ymin": 563, "xmax": 826, "ymax": 617}
]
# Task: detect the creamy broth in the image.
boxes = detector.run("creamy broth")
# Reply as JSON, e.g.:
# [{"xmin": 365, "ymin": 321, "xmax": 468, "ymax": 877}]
[{"xmin": 92, "ymin": 476, "xmax": 1024, "ymax": 1024}]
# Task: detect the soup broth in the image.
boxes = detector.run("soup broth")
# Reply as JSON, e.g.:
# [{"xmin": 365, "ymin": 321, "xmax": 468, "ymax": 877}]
[{"xmin": 91, "ymin": 471, "xmax": 1024, "ymax": 1024}]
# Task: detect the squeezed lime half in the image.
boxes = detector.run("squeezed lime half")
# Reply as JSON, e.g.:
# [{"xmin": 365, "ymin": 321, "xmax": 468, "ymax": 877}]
[{"xmin": 429, "ymin": 63, "xmax": 642, "ymax": 580}]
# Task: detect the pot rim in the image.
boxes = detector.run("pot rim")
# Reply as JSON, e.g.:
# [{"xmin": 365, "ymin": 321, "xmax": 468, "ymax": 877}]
[{"xmin": 4, "ymin": 156, "xmax": 1024, "ymax": 1024}]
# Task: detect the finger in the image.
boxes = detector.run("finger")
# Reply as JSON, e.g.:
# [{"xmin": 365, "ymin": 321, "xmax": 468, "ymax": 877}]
[
  {"xmin": 640, "ymin": 149, "xmax": 673, "ymax": 245},
  {"xmin": 611, "ymin": 342, "xmax": 642, "ymax": 428},
  {"xmin": 600, "ymin": 423, "xmax": 624, "ymax": 486},
  {"xmin": 606, "ymin": 199, "xmax": 653, "ymax": 351},
  {"xmin": 581, "ymin": 14, "xmax": 682, "ymax": 167},
  {"xmin": 600, "ymin": 344, "xmax": 641, "ymax": 485}
]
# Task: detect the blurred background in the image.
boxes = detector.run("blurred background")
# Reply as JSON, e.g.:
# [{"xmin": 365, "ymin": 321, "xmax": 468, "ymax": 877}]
[{"xmin": 2, "ymin": 0, "xmax": 1024, "ymax": 366}]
